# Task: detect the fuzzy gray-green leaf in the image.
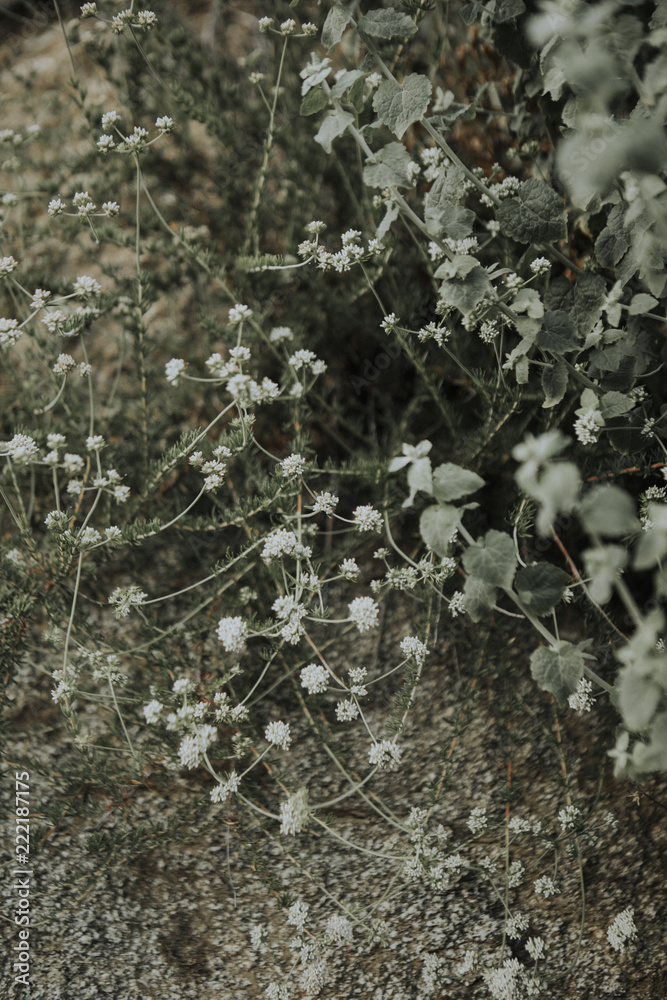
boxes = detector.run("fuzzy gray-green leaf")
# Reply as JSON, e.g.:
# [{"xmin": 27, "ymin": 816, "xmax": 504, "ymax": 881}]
[
  {"xmin": 530, "ymin": 641, "xmax": 586, "ymax": 705},
  {"xmin": 372, "ymin": 74, "xmax": 432, "ymax": 139},
  {"xmin": 358, "ymin": 9, "xmax": 417, "ymax": 39}
]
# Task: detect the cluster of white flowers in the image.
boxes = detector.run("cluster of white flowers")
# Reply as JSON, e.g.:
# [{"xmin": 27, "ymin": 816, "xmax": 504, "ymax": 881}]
[
  {"xmin": 280, "ymin": 453, "xmax": 307, "ymax": 478},
  {"xmin": 399, "ymin": 635, "xmax": 429, "ymax": 666},
  {"xmin": 368, "ymin": 739, "xmax": 401, "ymax": 770},
  {"xmin": 262, "ymin": 528, "xmax": 300, "ymax": 562},
  {"xmin": 287, "ymin": 348, "xmax": 327, "ymax": 376},
  {"xmin": 419, "ymin": 146, "xmax": 446, "ymax": 183},
  {"xmin": 466, "ymin": 806, "xmax": 488, "ymax": 834},
  {"xmin": 606, "ymin": 907, "xmax": 637, "ymax": 952},
  {"xmin": 530, "ymin": 257, "xmax": 551, "ymax": 275},
  {"xmin": 557, "ymin": 804, "xmax": 580, "ymax": 832},
  {"xmin": 335, "ymin": 700, "xmax": 359, "ymax": 722},
  {"xmin": 525, "ymin": 936, "xmax": 546, "ymax": 961},
  {"xmin": 279, "ymin": 788, "xmax": 310, "ymax": 835},
  {"xmin": 228, "ymin": 303, "xmax": 252, "ymax": 325},
  {"xmin": 143, "ymin": 699, "xmax": 163, "ymax": 724},
  {"xmin": 265, "ymin": 720, "xmax": 291, "ymax": 751},
  {"xmin": 1, "ymin": 433, "xmax": 39, "ymax": 464},
  {"xmin": 568, "ymin": 676, "xmax": 595, "ymax": 713},
  {"xmin": 347, "ymin": 596, "xmax": 379, "ymax": 632},
  {"xmin": 312, "ymin": 491, "xmax": 338, "ymax": 515},
  {"xmin": 108, "ymin": 585, "xmax": 148, "ymax": 618},
  {"xmin": 0, "ymin": 317, "xmax": 21, "ymax": 348},
  {"xmin": 0, "ymin": 255, "xmax": 18, "ymax": 276},
  {"xmin": 297, "ymin": 227, "xmax": 384, "ymax": 273},
  {"xmin": 505, "ymin": 912, "xmax": 529, "ymax": 939},
  {"xmin": 574, "ymin": 407, "xmax": 604, "ymax": 445},
  {"xmin": 352, "ymin": 505, "xmax": 383, "ymax": 532},
  {"xmin": 480, "ymin": 174, "xmax": 521, "ymax": 208},
  {"xmin": 478, "ymin": 318, "xmax": 500, "ymax": 343},
  {"xmin": 482, "ymin": 958, "xmax": 541, "ymax": 999},
  {"xmin": 300, "ymin": 662, "xmax": 329, "ymax": 695},
  {"xmin": 534, "ymin": 875, "xmax": 560, "ymax": 897},
  {"xmin": 165, "ymin": 358, "xmax": 185, "ymax": 385},
  {"xmin": 325, "ymin": 913, "xmax": 353, "ymax": 943},
  {"xmin": 449, "ymin": 591, "xmax": 466, "ymax": 617},
  {"xmin": 216, "ymin": 616, "xmax": 248, "ymax": 653},
  {"xmin": 210, "ymin": 772, "xmax": 241, "ymax": 803},
  {"xmin": 178, "ymin": 724, "xmax": 217, "ymax": 769}
]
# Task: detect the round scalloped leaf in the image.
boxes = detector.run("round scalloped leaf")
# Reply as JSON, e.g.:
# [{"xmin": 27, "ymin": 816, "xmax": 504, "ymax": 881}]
[
  {"xmin": 372, "ymin": 74, "xmax": 432, "ymax": 139},
  {"xmin": 462, "ymin": 530, "xmax": 516, "ymax": 589},
  {"xmin": 530, "ymin": 641, "xmax": 586, "ymax": 706},
  {"xmin": 419, "ymin": 503, "xmax": 460, "ymax": 557},
  {"xmin": 514, "ymin": 563, "xmax": 571, "ymax": 616},
  {"xmin": 432, "ymin": 463, "xmax": 485, "ymax": 502}
]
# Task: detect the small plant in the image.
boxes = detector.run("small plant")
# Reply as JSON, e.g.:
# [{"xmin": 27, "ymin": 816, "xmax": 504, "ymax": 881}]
[{"xmin": 3, "ymin": 1, "xmax": 666, "ymax": 995}]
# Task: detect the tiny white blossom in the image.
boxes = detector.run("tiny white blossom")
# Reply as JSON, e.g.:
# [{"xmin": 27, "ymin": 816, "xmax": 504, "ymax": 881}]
[
  {"xmin": 279, "ymin": 788, "xmax": 309, "ymax": 835},
  {"xmin": 335, "ymin": 700, "xmax": 359, "ymax": 721},
  {"xmin": 165, "ymin": 358, "xmax": 185, "ymax": 385},
  {"xmin": 467, "ymin": 807, "xmax": 488, "ymax": 834},
  {"xmin": 352, "ymin": 505, "xmax": 383, "ymax": 532},
  {"xmin": 368, "ymin": 739, "xmax": 401, "ymax": 770},
  {"xmin": 300, "ymin": 662, "xmax": 329, "ymax": 695},
  {"xmin": 143, "ymin": 699, "xmax": 163, "ymax": 724},
  {"xmin": 607, "ymin": 907, "xmax": 637, "ymax": 953},
  {"xmin": 312, "ymin": 491, "xmax": 338, "ymax": 515},
  {"xmin": 216, "ymin": 616, "xmax": 248, "ymax": 653},
  {"xmin": 534, "ymin": 875, "xmax": 560, "ymax": 897},
  {"xmin": 348, "ymin": 596, "xmax": 379, "ymax": 632},
  {"xmin": 400, "ymin": 635, "xmax": 429, "ymax": 665},
  {"xmin": 265, "ymin": 720, "xmax": 291, "ymax": 751},
  {"xmin": 228, "ymin": 303, "xmax": 252, "ymax": 324},
  {"xmin": 280, "ymin": 453, "xmax": 306, "ymax": 478},
  {"xmin": 525, "ymin": 937, "xmax": 546, "ymax": 961},
  {"xmin": 568, "ymin": 676, "xmax": 595, "ymax": 713}
]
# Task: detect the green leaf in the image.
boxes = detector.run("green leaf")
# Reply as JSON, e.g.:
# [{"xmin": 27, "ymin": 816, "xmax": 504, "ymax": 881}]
[
  {"xmin": 404, "ymin": 456, "xmax": 433, "ymax": 508},
  {"xmin": 495, "ymin": 0, "xmax": 526, "ymax": 20},
  {"xmin": 314, "ymin": 109, "xmax": 354, "ymax": 153},
  {"xmin": 530, "ymin": 641, "xmax": 587, "ymax": 705},
  {"xmin": 496, "ymin": 178, "xmax": 567, "ymax": 244},
  {"xmin": 541, "ymin": 361, "xmax": 568, "ymax": 408},
  {"xmin": 432, "ymin": 463, "xmax": 485, "ymax": 502},
  {"xmin": 512, "ymin": 287, "xmax": 544, "ymax": 319},
  {"xmin": 463, "ymin": 575, "xmax": 497, "ymax": 622},
  {"xmin": 632, "ymin": 712, "xmax": 667, "ymax": 773},
  {"xmin": 628, "ymin": 292, "xmax": 659, "ymax": 315},
  {"xmin": 419, "ymin": 503, "xmax": 460, "ymax": 557},
  {"xmin": 515, "ymin": 355, "xmax": 529, "ymax": 384},
  {"xmin": 438, "ymin": 264, "xmax": 492, "ymax": 314},
  {"xmin": 618, "ymin": 666, "xmax": 663, "ymax": 731},
  {"xmin": 322, "ymin": 4, "xmax": 353, "ymax": 51},
  {"xmin": 634, "ymin": 503, "xmax": 667, "ymax": 569},
  {"xmin": 358, "ymin": 9, "xmax": 417, "ymax": 39},
  {"xmin": 462, "ymin": 530, "xmax": 516, "ymax": 589},
  {"xmin": 514, "ymin": 563, "xmax": 571, "ymax": 616},
  {"xmin": 300, "ymin": 87, "xmax": 329, "ymax": 116},
  {"xmin": 331, "ymin": 69, "xmax": 365, "ymax": 99},
  {"xmin": 425, "ymin": 202, "xmax": 475, "ymax": 240},
  {"xmin": 536, "ymin": 310, "xmax": 579, "ymax": 353},
  {"xmin": 579, "ymin": 484, "xmax": 638, "ymax": 538},
  {"xmin": 376, "ymin": 201, "xmax": 400, "ymax": 241},
  {"xmin": 372, "ymin": 74, "xmax": 432, "ymax": 139},
  {"xmin": 582, "ymin": 545, "xmax": 627, "ymax": 604},
  {"xmin": 571, "ymin": 272, "xmax": 607, "ymax": 337},
  {"xmin": 532, "ymin": 462, "xmax": 581, "ymax": 536},
  {"xmin": 599, "ymin": 391, "xmax": 635, "ymax": 419},
  {"xmin": 363, "ymin": 142, "xmax": 412, "ymax": 189}
]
